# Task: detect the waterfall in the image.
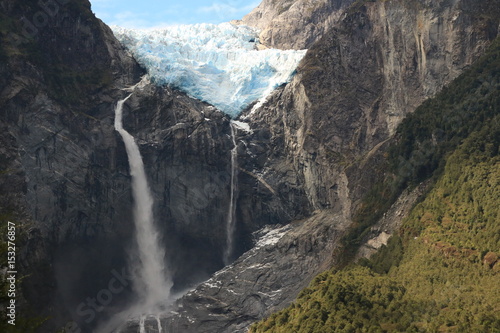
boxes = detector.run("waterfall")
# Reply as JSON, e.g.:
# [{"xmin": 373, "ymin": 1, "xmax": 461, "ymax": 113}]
[
  {"xmin": 114, "ymin": 95, "xmax": 172, "ymax": 310},
  {"xmin": 223, "ymin": 121, "xmax": 238, "ymax": 265}
]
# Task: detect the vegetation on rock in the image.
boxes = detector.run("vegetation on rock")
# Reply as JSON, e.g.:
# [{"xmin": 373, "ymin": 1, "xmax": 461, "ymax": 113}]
[
  {"xmin": 250, "ymin": 116, "xmax": 500, "ymax": 333},
  {"xmin": 342, "ymin": 35, "xmax": 500, "ymax": 259},
  {"xmin": 250, "ymin": 35, "xmax": 500, "ymax": 333}
]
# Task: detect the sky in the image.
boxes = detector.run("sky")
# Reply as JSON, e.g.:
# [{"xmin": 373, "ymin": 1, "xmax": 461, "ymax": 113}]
[{"xmin": 89, "ymin": 0, "xmax": 261, "ymax": 28}]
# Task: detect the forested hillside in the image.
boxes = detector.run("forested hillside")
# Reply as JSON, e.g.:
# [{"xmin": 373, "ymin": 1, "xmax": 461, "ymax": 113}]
[{"xmin": 250, "ymin": 35, "xmax": 500, "ymax": 333}]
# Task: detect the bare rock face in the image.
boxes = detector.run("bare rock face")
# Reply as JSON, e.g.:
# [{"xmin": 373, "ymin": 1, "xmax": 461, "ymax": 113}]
[
  {"xmin": 119, "ymin": 211, "xmax": 349, "ymax": 333},
  {"xmin": 239, "ymin": 0, "xmax": 356, "ymax": 49},
  {"xmin": 356, "ymin": 181, "xmax": 430, "ymax": 260},
  {"xmin": 1, "ymin": 1, "xmax": 238, "ymax": 331},
  {"xmin": 245, "ymin": 0, "xmax": 500, "ymax": 217},
  {"xmin": 148, "ymin": 1, "xmax": 500, "ymax": 331},
  {"xmin": 0, "ymin": 1, "xmax": 318, "ymax": 331},
  {"xmin": 0, "ymin": 1, "xmax": 142, "ymax": 329}
]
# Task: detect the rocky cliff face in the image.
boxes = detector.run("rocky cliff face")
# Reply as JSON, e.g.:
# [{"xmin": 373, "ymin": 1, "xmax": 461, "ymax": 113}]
[
  {"xmin": 0, "ymin": 0, "xmax": 324, "ymax": 330},
  {"xmin": 1, "ymin": 0, "xmax": 252, "ymax": 330},
  {"xmin": 143, "ymin": 0, "xmax": 499, "ymax": 331},
  {"xmin": 1, "ymin": 0, "xmax": 141, "ymax": 328},
  {"xmin": 244, "ymin": 0, "xmax": 500, "ymax": 217},
  {"xmin": 1, "ymin": 0, "xmax": 499, "ymax": 332},
  {"xmin": 239, "ymin": 0, "xmax": 356, "ymax": 49}
]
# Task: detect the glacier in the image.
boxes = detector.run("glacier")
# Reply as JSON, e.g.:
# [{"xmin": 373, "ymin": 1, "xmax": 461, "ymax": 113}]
[{"xmin": 112, "ymin": 23, "xmax": 307, "ymax": 117}]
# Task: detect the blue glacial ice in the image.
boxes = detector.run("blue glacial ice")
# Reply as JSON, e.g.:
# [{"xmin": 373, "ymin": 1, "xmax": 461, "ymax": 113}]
[{"xmin": 112, "ymin": 23, "xmax": 307, "ymax": 117}]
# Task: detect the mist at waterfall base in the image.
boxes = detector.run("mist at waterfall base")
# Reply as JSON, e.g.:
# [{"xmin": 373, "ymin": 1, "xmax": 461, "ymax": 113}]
[{"xmin": 112, "ymin": 23, "xmax": 307, "ymax": 117}]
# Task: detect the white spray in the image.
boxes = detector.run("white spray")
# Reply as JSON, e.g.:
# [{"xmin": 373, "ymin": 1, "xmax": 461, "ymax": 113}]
[
  {"xmin": 223, "ymin": 121, "xmax": 238, "ymax": 265},
  {"xmin": 114, "ymin": 95, "xmax": 172, "ymax": 314}
]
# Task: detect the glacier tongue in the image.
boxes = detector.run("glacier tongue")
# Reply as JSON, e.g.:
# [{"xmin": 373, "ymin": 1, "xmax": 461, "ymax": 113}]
[{"xmin": 112, "ymin": 23, "xmax": 307, "ymax": 117}]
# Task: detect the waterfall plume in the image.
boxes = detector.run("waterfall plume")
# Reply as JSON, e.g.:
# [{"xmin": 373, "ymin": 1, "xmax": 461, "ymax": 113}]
[
  {"xmin": 111, "ymin": 95, "xmax": 172, "ymax": 333},
  {"xmin": 223, "ymin": 121, "xmax": 238, "ymax": 265}
]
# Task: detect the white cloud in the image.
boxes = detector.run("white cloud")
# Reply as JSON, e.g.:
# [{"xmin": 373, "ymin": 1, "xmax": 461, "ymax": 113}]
[
  {"xmin": 89, "ymin": 0, "xmax": 118, "ymax": 9},
  {"xmin": 199, "ymin": 3, "xmax": 238, "ymax": 14},
  {"xmin": 198, "ymin": 1, "xmax": 259, "ymax": 20},
  {"xmin": 106, "ymin": 11, "xmax": 151, "ymax": 29},
  {"xmin": 90, "ymin": 0, "xmax": 261, "ymax": 28}
]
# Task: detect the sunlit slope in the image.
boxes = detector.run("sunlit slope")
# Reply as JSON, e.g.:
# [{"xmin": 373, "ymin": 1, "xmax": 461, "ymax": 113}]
[{"xmin": 250, "ymin": 36, "xmax": 500, "ymax": 333}]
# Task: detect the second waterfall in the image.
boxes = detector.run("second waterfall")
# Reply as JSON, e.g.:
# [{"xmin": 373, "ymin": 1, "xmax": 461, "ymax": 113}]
[{"xmin": 223, "ymin": 120, "xmax": 238, "ymax": 265}]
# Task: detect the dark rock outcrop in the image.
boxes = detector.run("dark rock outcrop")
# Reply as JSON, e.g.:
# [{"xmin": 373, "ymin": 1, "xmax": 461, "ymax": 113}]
[{"xmin": 1, "ymin": 0, "xmax": 142, "ymax": 329}]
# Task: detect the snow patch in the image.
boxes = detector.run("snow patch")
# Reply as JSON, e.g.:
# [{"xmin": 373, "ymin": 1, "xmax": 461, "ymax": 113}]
[
  {"xmin": 255, "ymin": 224, "xmax": 292, "ymax": 248},
  {"xmin": 203, "ymin": 281, "xmax": 221, "ymax": 289},
  {"xmin": 224, "ymin": 288, "xmax": 241, "ymax": 295},
  {"xmin": 239, "ymin": 262, "xmax": 272, "ymax": 273},
  {"xmin": 231, "ymin": 120, "xmax": 252, "ymax": 133}
]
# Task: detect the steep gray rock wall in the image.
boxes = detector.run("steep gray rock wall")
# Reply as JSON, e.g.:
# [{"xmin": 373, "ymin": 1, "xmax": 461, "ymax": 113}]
[
  {"xmin": 1, "ymin": 1, "xmax": 322, "ymax": 330},
  {"xmin": 245, "ymin": 0, "xmax": 500, "ymax": 216},
  {"xmin": 1, "ymin": 1, "xmax": 143, "ymax": 328},
  {"xmin": 1, "ymin": 1, "xmax": 257, "ymax": 330},
  {"xmin": 239, "ymin": 0, "xmax": 356, "ymax": 49},
  {"xmin": 143, "ymin": 1, "xmax": 500, "ymax": 331}
]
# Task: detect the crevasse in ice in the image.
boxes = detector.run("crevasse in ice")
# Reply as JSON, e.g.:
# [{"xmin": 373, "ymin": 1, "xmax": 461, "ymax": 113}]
[{"xmin": 112, "ymin": 23, "xmax": 307, "ymax": 117}]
